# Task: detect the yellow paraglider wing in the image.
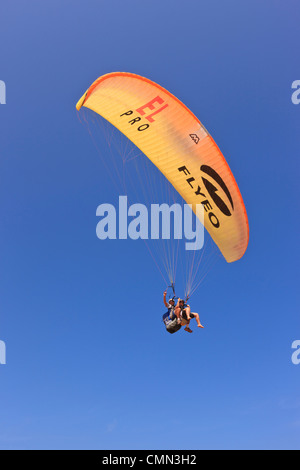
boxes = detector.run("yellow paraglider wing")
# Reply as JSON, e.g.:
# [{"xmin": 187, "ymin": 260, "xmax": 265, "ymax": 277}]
[{"xmin": 76, "ymin": 72, "xmax": 249, "ymax": 262}]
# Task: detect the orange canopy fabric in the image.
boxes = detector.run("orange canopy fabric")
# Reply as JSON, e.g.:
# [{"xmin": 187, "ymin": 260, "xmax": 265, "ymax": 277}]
[{"xmin": 76, "ymin": 72, "xmax": 249, "ymax": 262}]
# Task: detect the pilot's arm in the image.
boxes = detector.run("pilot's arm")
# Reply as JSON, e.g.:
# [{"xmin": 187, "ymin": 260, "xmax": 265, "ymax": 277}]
[{"xmin": 163, "ymin": 291, "xmax": 169, "ymax": 308}]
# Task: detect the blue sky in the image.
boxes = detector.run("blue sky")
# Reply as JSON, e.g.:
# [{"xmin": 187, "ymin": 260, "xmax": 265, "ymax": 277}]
[{"xmin": 0, "ymin": 0, "xmax": 299, "ymax": 450}]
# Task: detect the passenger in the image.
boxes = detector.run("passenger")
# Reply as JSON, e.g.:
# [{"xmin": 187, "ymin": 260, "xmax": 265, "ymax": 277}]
[{"xmin": 175, "ymin": 298, "xmax": 204, "ymax": 333}]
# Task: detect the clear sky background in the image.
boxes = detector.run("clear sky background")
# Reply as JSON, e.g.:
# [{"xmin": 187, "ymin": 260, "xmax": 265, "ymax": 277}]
[{"xmin": 0, "ymin": 0, "xmax": 299, "ymax": 450}]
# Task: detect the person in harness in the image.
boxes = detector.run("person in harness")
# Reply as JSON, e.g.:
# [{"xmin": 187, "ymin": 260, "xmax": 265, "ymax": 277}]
[
  {"xmin": 162, "ymin": 290, "xmax": 181, "ymax": 334},
  {"xmin": 175, "ymin": 298, "xmax": 204, "ymax": 334},
  {"xmin": 163, "ymin": 290, "xmax": 204, "ymax": 334}
]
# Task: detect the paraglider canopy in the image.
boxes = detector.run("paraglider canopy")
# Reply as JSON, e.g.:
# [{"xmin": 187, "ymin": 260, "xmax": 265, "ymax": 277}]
[{"xmin": 76, "ymin": 72, "xmax": 249, "ymax": 263}]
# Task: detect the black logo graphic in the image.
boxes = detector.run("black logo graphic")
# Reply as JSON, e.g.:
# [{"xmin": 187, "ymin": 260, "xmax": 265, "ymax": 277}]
[
  {"xmin": 200, "ymin": 165, "xmax": 234, "ymax": 217},
  {"xmin": 189, "ymin": 134, "xmax": 200, "ymax": 144}
]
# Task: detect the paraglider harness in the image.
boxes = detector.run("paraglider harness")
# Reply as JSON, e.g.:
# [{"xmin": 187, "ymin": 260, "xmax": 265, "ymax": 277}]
[
  {"xmin": 162, "ymin": 284, "xmax": 189, "ymax": 335},
  {"xmin": 162, "ymin": 308, "xmax": 180, "ymax": 335}
]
